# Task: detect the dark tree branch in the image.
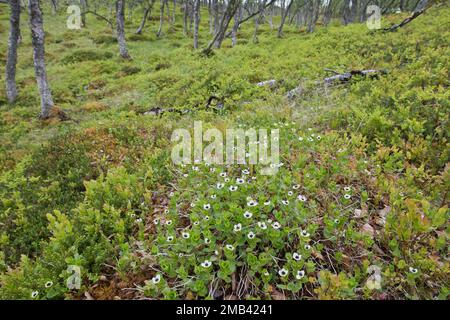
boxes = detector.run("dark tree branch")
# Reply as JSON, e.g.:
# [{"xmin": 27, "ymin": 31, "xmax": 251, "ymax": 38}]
[
  {"xmin": 224, "ymin": 0, "xmax": 277, "ymax": 38},
  {"xmin": 84, "ymin": 10, "xmax": 114, "ymax": 29},
  {"xmin": 383, "ymin": 2, "xmax": 433, "ymax": 32}
]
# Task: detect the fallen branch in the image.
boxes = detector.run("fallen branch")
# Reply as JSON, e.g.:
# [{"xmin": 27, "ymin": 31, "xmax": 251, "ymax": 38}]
[{"xmin": 383, "ymin": 3, "xmax": 432, "ymax": 32}]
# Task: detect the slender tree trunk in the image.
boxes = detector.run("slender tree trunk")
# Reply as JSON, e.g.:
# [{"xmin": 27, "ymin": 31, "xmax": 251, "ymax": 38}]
[
  {"xmin": 213, "ymin": 0, "xmax": 219, "ymax": 34},
  {"xmin": 80, "ymin": 0, "xmax": 87, "ymax": 27},
  {"xmin": 172, "ymin": 0, "xmax": 177, "ymax": 24},
  {"xmin": 193, "ymin": 0, "xmax": 200, "ymax": 48},
  {"xmin": 50, "ymin": 0, "xmax": 57, "ymax": 15},
  {"xmin": 205, "ymin": 0, "xmax": 240, "ymax": 52},
  {"xmin": 277, "ymin": 0, "xmax": 293, "ymax": 38},
  {"xmin": 269, "ymin": 3, "xmax": 274, "ymax": 29},
  {"xmin": 323, "ymin": 0, "xmax": 333, "ymax": 26},
  {"xmin": 136, "ymin": 5, "xmax": 151, "ymax": 34},
  {"xmin": 307, "ymin": 0, "xmax": 320, "ymax": 33},
  {"xmin": 116, "ymin": 0, "xmax": 131, "ymax": 59},
  {"xmin": 183, "ymin": 0, "xmax": 189, "ymax": 35},
  {"xmin": 157, "ymin": 0, "xmax": 166, "ymax": 37},
  {"xmin": 28, "ymin": 0, "xmax": 54, "ymax": 119},
  {"xmin": 253, "ymin": 0, "xmax": 265, "ymax": 43},
  {"xmin": 208, "ymin": 0, "xmax": 214, "ymax": 33},
  {"xmin": 231, "ymin": 4, "xmax": 241, "ymax": 46},
  {"xmin": 342, "ymin": 0, "xmax": 352, "ymax": 25},
  {"xmin": 6, "ymin": 0, "xmax": 20, "ymax": 104}
]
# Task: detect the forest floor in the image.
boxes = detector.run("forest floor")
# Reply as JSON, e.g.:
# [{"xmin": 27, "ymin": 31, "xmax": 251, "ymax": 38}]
[{"xmin": 0, "ymin": 5, "xmax": 448, "ymax": 300}]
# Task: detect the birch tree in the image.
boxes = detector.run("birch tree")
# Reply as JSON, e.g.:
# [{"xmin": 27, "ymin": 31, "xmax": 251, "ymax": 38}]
[
  {"xmin": 6, "ymin": 0, "xmax": 20, "ymax": 104},
  {"xmin": 28, "ymin": 0, "xmax": 55, "ymax": 119},
  {"xmin": 116, "ymin": 0, "xmax": 131, "ymax": 59},
  {"xmin": 204, "ymin": 0, "xmax": 241, "ymax": 52},
  {"xmin": 193, "ymin": 0, "xmax": 200, "ymax": 48},
  {"xmin": 278, "ymin": 0, "xmax": 293, "ymax": 38}
]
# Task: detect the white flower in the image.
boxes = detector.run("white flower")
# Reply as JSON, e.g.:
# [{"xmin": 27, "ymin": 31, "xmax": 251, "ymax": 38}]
[
  {"xmin": 45, "ymin": 281, "xmax": 53, "ymax": 288},
  {"xmin": 216, "ymin": 183, "xmax": 224, "ymax": 189},
  {"xmin": 190, "ymin": 202, "xmax": 195, "ymax": 207},
  {"xmin": 344, "ymin": 194, "xmax": 351, "ymax": 199},
  {"xmin": 301, "ymin": 230, "xmax": 310, "ymax": 237},
  {"xmin": 166, "ymin": 220, "xmax": 173, "ymax": 226},
  {"xmin": 278, "ymin": 268, "xmax": 288, "ymax": 277},
  {"xmin": 204, "ymin": 216, "xmax": 210, "ymax": 221},
  {"xmin": 201, "ymin": 260, "xmax": 212, "ymax": 268},
  {"xmin": 288, "ymin": 191, "xmax": 294, "ymax": 196},
  {"xmin": 152, "ymin": 274, "xmax": 161, "ymax": 284},
  {"xmin": 220, "ymin": 172, "xmax": 227, "ymax": 177},
  {"xmin": 304, "ymin": 244, "xmax": 311, "ymax": 250},
  {"xmin": 229, "ymin": 185, "xmax": 238, "ymax": 192},
  {"xmin": 298, "ymin": 137, "xmax": 304, "ymax": 141},
  {"xmin": 316, "ymin": 135, "xmax": 321, "ymax": 140},
  {"xmin": 153, "ymin": 218, "xmax": 159, "ymax": 225},
  {"xmin": 257, "ymin": 221, "xmax": 267, "ymax": 230},
  {"xmin": 293, "ymin": 253, "xmax": 302, "ymax": 261},
  {"xmin": 247, "ymin": 200, "xmax": 258, "ymax": 207},
  {"xmin": 247, "ymin": 231, "xmax": 256, "ymax": 239},
  {"xmin": 236, "ymin": 178, "xmax": 245, "ymax": 184},
  {"xmin": 243, "ymin": 211, "xmax": 253, "ymax": 219},
  {"xmin": 272, "ymin": 222, "xmax": 281, "ymax": 229},
  {"xmin": 307, "ymin": 137, "xmax": 314, "ymax": 142},
  {"xmin": 183, "ymin": 173, "xmax": 188, "ymax": 178},
  {"xmin": 193, "ymin": 221, "xmax": 200, "ymax": 226},
  {"xmin": 334, "ymin": 219, "xmax": 339, "ymax": 224},
  {"xmin": 264, "ymin": 200, "xmax": 271, "ymax": 206},
  {"xmin": 210, "ymin": 167, "xmax": 216, "ymax": 172},
  {"xmin": 169, "ymin": 192, "xmax": 175, "ymax": 197},
  {"xmin": 296, "ymin": 270, "xmax": 305, "ymax": 280},
  {"xmin": 204, "ymin": 203, "xmax": 211, "ymax": 210},
  {"xmin": 297, "ymin": 194, "xmax": 307, "ymax": 202},
  {"xmin": 225, "ymin": 244, "xmax": 235, "ymax": 251},
  {"xmin": 233, "ymin": 223, "xmax": 242, "ymax": 232},
  {"xmin": 210, "ymin": 194, "xmax": 217, "ymax": 199},
  {"xmin": 182, "ymin": 232, "xmax": 190, "ymax": 239},
  {"xmin": 409, "ymin": 267, "xmax": 418, "ymax": 274},
  {"xmin": 344, "ymin": 186, "xmax": 351, "ymax": 192},
  {"xmin": 192, "ymin": 166, "xmax": 199, "ymax": 171},
  {"xmin": 31, "ymin": 291, "xmax": 39, "ymax": 298},
  {"xmin": 242, "ymin": 169, "xmax": 250, "ymax": 175},
  {"xmin": 167, "ymin": 236, "xmax": 174, "ymax": 242},
  {"xmin": 282, "ymin": 200, "xmax": 289, "ymax": 205},
  {"xmin": 164, "ymin": 209, "xmax": 170, "ymax": 214},
  {"xmin": 204, "ymin": 238, "xmax": 211, "ymax": 244},
  {"xmin": 267, "ymin": 219, "xmax": 273, "ymax": 224}
]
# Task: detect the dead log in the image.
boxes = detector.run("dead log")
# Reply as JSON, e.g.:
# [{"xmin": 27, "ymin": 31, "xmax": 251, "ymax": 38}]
[
  {"xmin": 256, "ymin": 79, "xmax": 277, "ymax": 87},
  {"xmin": 323, "ymin": 69, "xmax": 387, "ymax": 84},
  {"xmin": 255, "ymin": 69, "xmax": 388, "ymax": 100}
]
